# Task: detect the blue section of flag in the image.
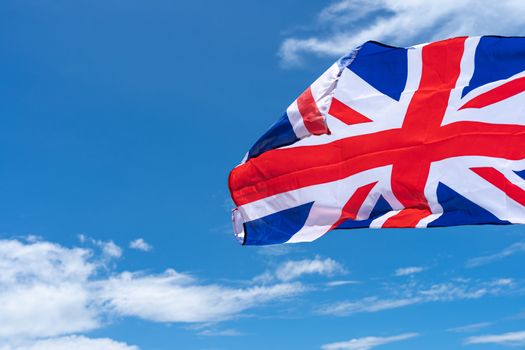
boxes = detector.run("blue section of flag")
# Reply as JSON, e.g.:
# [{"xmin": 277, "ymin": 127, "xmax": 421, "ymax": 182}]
[
  {"xmin": 337, "ymin": 195, "xmax": 393, "ymax": 229},
  {"xmin": 243, "ymin": 202, "xmax": 314, "ymax": 245},
  {"xmin": 428, "ymin": 183, "xmax": 509, "ymax": 227},
  {"xmin": 248, "ymin": 112, "xmax": 299, "ymax": 159},
  {"xmin": 462, "ymin": 36, "xmax": 525, "ymax": 97},
  {"xmin": 514, "ymin": 169, "xmax": 525, "ymax": 181},
  {"xmin": 347, "ymin": 41, "xmax": 408, "ymax": 101}
]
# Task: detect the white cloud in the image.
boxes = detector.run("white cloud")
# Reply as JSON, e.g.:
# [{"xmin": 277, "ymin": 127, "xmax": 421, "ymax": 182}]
[
  {"xmin": 253, "ymin": 256, "xmax": 345, "ymax": 284},
  {"xmin": 465, "ymin": 331, "xmax": 525, "ymax": 346},
  {"xmin": 0, "ymin": 239, "xmax": 99, "ymax": 340},
  {"xmin": 321, "ymin": 333, "xmax": 418, "ymax": 350},
  {"xmin": 252, "ymin": 271, "xmax": 275, "ymax": 285},
  {"xmin": 0, "ymin": 238, "xmax": 308, "ymax": 345},
  {"xmin": 394, "ymin": 266, "xmax": 424, "ymax": 277},
  {"xmin": 1, "ymin": 335, "xmax": 138, "ymax": 350},
  {"xmin": 129, "ymin": 238, "xmax": 152, "ymax": 252},
  {"xmin": 97, "ymin": 270, "xmax": 304, "ymax": 323},
  {"xmin": 447, "ymin": 322, "xmax": 492, "ymax": 333},
  {"xmin": 100, "ymin": 241, "xmax": 122, "ymax": 259},
  {"xmin": 320, "ymin": 296, "xmax": 415, "ymax": 316},
  {"xmin": 77, "ymin": 234, "xmax": 122, "ymax": 259},
  {"xmin": 280, "ymin": 0, "xmax": 525, "ymax": 65},
  {"xmin": 326, "ymin": 280, "xmax": 360, "ymax": 287},
  {"xmin": 275, "ymin": 257, "xmax": 345, "ymax": 281},
  {"xmin": 467, "ymin": 242, "xmax": 525, "ymax": 268},
  {"xmin": 197, "ymin": 329, "xmax": 244, "ymax": 337},
  {"xmin": 318, "ymin": 278, "xmax": 515, "ymax": 316}
]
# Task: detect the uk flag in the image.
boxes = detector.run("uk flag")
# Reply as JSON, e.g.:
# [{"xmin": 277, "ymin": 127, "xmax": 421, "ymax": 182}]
[{"xmin": 228, "ymin": 36, "xmax": 525, "ymax": 245}]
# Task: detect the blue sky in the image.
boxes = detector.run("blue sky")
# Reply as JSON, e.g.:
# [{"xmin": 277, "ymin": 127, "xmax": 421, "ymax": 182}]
[{"xmin": 1, "ymin": 1, "xmax": 525, "ymax": 349}]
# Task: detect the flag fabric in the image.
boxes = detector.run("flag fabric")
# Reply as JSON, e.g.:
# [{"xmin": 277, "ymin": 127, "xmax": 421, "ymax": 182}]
[{"xmin": 228, "ymin": 36, "xmax": 525, "ymax": 246}]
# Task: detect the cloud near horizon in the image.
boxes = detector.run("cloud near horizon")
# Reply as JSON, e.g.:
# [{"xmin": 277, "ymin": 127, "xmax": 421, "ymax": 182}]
[
  {"xmin": 318, "ymin": 278, "xmax": 516, "ymax": 317},
  {"xmin": 1, "ymin": 236, "xmax": 522, "ymax": 349},
  {"xmin": 0, "ymin": 238, "xmax": 306, "ymax": 349},
  {"xmin": 464, "ymin": 330, "xmax": 525, "ymax": 346},
  {"xmin": 279, "ymin": 0, "xmax": 525, "ymax": 65},
  {"xmin": 321, "ymin": 333, "xmax": 418, "ymax": 350}
]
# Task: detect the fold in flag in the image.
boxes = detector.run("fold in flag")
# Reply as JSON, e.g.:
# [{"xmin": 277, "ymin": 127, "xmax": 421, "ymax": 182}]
[{"xmin": 228, "ymin": 36, "xmax": 525, "ymax": 245}]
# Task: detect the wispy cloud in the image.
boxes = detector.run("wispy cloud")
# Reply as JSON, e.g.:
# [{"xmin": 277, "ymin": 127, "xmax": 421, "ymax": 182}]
[
  {"xmin": 394, "ymin": 266, "xmax": 424, "ymax": 277},
  {"xmin": 275, "ymin": 256, "xmax": 345, "ymax": 282},
  {"xmin": 326, "ymin": 280, "xmax": 360, "ymax": 287},
  {"xmin": 321, "ymin": 333, "xmax": 418, "ymax": 350},
  {"xmin": 128, "ymin": 238, "xmax": 152, "ymax": 252},
  {"xmin": 197, "ymin": 328, "xmax": 244, "ymax": 337},
  {"xmin": 97, "ymin": 270, "xmax": 304, "ymax": 323},
  {"xmin": 78, "ymin": 234, "xmax": 122, "ymax": 259},
  {"xmin": 280, "ymin": 0, "xmax": 525, "ymax": 65},
  {"xmin": 467, "ymin": 242, "xmax": 525, "ymax": 268},
  {"xmin": 253, "ymin": 256, "xmax": 346, "ymax": 284},
  {"xmin": 447, "ymin": 322, "xmax": 492, "ymax": 333},
  {"xmin": 318, "ymin": 278, "xmax": 516, "ymax": 317},
  {"xmin": 465, "ymin": 330, "xmax": 525, "ymax": 346}
]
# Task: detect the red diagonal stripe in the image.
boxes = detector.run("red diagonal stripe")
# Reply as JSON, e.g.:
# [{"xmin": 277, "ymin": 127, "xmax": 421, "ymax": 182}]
[
  {"xmin": 329, "ymin": 182, "xmax": 377, "ymax": 231},
  {"xmin": 459, "ymin": 76, "xmax": 525, "ymax": 110},
  {"xmin": 328, "ymin": 98, "xmax": 372, "ymax": 125},
  {"xmin": 382, "ymin": 208, "xmax": 432, "ymax": 228},
  {"xmin": 297, "ymin": 87, "xmax": 329, "ymax": 135},
  {"xmin": 471, "ymin": 166, "xmax": 525, "ymax": 207}
]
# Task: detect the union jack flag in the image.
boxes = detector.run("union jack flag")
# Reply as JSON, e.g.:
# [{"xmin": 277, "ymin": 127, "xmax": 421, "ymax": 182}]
[{"xmin": 229, "ymin": 36, "xmax": 525, "ymax": 245}]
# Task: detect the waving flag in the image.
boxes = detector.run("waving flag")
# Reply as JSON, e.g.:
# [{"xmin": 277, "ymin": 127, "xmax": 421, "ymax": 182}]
[{"xmin": 229, "ymin": 36, "xmax": 525, "ymax": 245}]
